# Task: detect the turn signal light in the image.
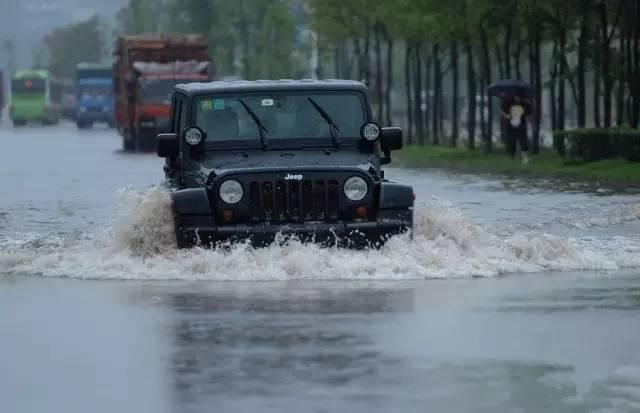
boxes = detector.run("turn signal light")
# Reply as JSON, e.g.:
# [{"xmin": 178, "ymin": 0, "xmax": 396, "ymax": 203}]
[
  {"xmin": 222, "ymin": 209, "xmax": 233, "ymax": 222},
  {"xmin": 356, "ymin": 206, "xmax": 368, "ymax": 218}
]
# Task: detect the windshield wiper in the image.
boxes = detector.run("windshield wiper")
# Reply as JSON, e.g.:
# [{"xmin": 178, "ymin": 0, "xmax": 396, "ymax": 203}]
[
  {"xmin": 238, "ymin": 98, "xmax": 268, "ymax": 150},
  {"xmin": 307, "ymin": 97, "xmax": 340, "ymax": 149}
]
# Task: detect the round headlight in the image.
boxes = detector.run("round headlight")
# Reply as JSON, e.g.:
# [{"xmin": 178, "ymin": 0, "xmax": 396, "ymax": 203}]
[
  {"xmin": 361, "ymin": 122, "xmax": 380, "ymax": 141},
  {"xmin": 344, "ymin": 176, "xmax": 368, "ymax": 201},
  {"xmin": 219, "ymin": 180, "xmax": 243, "ymax": 204},
  {"xmin": 185, "ymin": 127, "xmax": 203, "ymax": 146}
]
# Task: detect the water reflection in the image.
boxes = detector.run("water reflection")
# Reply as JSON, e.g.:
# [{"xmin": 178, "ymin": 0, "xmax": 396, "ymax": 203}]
[
  {"xmin": 163, "ymin": 286, "xmax": 413, "ymax": 411},
  {"xmin": 493, "ymin": 281, "xmax": 640, "ymax": 313}
]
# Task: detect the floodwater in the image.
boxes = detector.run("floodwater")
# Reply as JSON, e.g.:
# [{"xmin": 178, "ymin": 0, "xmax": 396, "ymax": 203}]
[{"xmin": 1, "ymin": 123, "xmax": 640, "ymax": 413}]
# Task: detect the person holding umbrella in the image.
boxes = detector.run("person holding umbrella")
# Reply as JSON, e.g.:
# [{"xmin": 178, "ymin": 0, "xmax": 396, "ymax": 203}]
[{"xmin": 489, "ymin": 80, "xmax": 533, "ymax": 165}]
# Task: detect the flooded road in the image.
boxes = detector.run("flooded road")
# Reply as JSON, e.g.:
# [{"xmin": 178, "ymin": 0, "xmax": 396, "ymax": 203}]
[{"xmin": 1, "ymin": 123, "xmax": 640, "ymax": 412}]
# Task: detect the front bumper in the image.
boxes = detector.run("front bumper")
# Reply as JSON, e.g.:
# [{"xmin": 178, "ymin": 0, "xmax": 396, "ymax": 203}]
[
  {"xmin": 77, "ymin": 111, "xmax": 113, "ymax": 123},
  {"xmin": 175, "ymin": 218, "xmax": 412, "ymax": 248}
]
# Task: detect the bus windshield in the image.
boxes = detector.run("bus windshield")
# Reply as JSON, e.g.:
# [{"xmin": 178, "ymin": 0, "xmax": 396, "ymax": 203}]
[
  {"xmin": 79, "ymin": 85, "xmax": 112, "ymax": 99},
  {"xmin": 12, "ymin": 78, "xmax": 46, "ymax": 94}
]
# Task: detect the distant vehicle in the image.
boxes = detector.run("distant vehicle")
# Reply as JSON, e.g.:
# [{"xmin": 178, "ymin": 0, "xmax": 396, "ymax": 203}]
[
  {"xmin": 113, "ymin": 34, "xmax": 213, "ymax": 151},
  {"xmin": 157, "ymin": 79, "xmax": 413, "ymax": 248},
  {"xmin": 61, "ymin": 90, "xmax": 77, "ymax": 121},
  {"xmin": 75, "ymin": 63, "xmax": 114, "ymax": 128},
  {"xmin": 10, "ymin": 69, "xmax": 63, "ymax": 126}
]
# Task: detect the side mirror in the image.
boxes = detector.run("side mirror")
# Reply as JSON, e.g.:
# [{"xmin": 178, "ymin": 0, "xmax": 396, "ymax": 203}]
[
  {"xmin": 157, "ymin": 133, "xmax": 178, "ymax": 158},
  {"xmin": 380, "ymin": 127, "xmax": 403, "ymax": 152},
  {"xmin": 380, "ymin": 127, "xmax": 402, "ymax": 164}
]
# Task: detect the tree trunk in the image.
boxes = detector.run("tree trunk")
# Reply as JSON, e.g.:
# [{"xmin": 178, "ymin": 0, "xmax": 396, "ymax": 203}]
[
  {"xmin": 353, "ymin": 38, "xmax": 363, "ymax": 82},
  {"xmin": 374, "ymin": 24, "xmax": 384, "ymax": 122},
  {"xmin": 495, "ymin": 42, "xmax": 505, "ymax": 80},
  {"xmin": 432, "ymin": 43, "xmax": 441, "ymax": 144},
  {"xmin": 385, "ymin": 35, "xmax": 394, "ymax": 126},
  {"xmin": 451, "ymin": 40, "xmax": 459, "ymax": 147},
  {"xmin": 550, "ymin": 65, "xmax": 557, "ymax": 131},
  {"xmin": 597, "ymin": 1, "xmax": 612, "ymax": 127},
  {"xmin": 504, "ymin": 22, "xmax": 512, "ymax": 79},
  {"xmin": 414, "ymin": 46, "xmax": 424, "ymax": 144},
  {"xmin": 466, "ymin": 41, "xmax": 476, "ymax": 150},
  {"xmin": 617, "ymin": 31, "xmax": 626, "ymax": 126},
  {"xmin": 577, "ymin": 11, "xmax": 588, "ymax": 127},
  {"xmin": 424, "ymin": 51, "xmax": 432, "ymax": 143},
  {"xmin": 405, "ymin": 43, "xmax": 413, "ymax": 142},
  {"xmin": 632, "ymin": 0, "xmax": 640, "ymax": 128},
  {"xmin": 625, "ymin": 3, "xmax": 634, "ymax": 125},
  {"xmin": 534, "ymin": 26, "xmax": 542, "ymax": 152},
  {"xmin": 364, "ymin": 24, "xmax": 371, "ymax": 86},
  {"xmin": 558, "ymin": 20, "xmax": 566, "ymax": 131},
  {"xmin": 514, "ymin": 26, "xmax": 522, "ymax": 80},
  {"xmin": 529, "ymin": 21, "xmax": 542, "ymax": 153},
  {"xmin": 550, "ymin": 34, "xmax": 559, "ymax": 131},
  {"xmin": 342, "ymin": 42, "xmax": 351, "ymax": 79},
  {"xmin": 594, "ymin": 27, "xmax": 602, "ymax": 128},
  {"xmin": 481, "ymin": 29, "xmax": 493, "ymax": 153}
]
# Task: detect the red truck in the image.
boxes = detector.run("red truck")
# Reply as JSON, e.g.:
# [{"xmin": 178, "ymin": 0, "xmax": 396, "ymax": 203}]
[{"xmin": 113, "ymin": 34, "xmax": 212, "ymax": 151}]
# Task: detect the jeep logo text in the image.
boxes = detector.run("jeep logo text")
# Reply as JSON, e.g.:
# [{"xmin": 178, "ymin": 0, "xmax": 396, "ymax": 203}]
[{"xmin": 284, "ymin": 173, "xmax": 303, "ymax": 181}]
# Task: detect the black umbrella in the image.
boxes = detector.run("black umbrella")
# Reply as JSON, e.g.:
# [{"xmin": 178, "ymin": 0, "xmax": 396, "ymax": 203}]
[{"xmin": 488, "ymin": 79, "xmax": 533, "ymax": 98}]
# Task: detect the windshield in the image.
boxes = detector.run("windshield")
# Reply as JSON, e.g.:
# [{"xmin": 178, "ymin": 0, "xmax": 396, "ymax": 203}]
[
  {"xmin": 12, "ymin": 78, "xmax": 46, "ymax": 94},
  {"xmin": 141, "ymin": 78, "xmax": 201, "ymax": 104},
  {"xmin": 193, "ymin": 92, "xmax": 366, "ymax": 146},
  {"xmin": 79, "ymin": 85, "xmax": 111, "ymax": 99}
]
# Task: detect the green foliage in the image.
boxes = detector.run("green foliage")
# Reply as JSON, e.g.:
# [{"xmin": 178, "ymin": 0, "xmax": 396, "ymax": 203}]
[
  {"xmin": 396, "ymin": 144, "xmax": 640, "ymax": 183},
  {"xmin": 46, "ymin": 15, "xmax": 107, "ymax": 79},
  {"xmin": 116, "ymin": 0, "xmax": 300, "ymax": 79},
  {"xmin": 554, "ymin": 128, "xmax": 640, "ymax": 163}
]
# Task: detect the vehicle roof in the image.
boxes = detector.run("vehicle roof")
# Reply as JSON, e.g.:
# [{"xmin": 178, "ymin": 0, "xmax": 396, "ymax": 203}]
[
  {"xmin": 175, "ymin": 79, "xmax": 367, "ymax": 95},
  {"xmin": 76, "ymin": 63, "xmax": 112, "ymax": 70},
  {"xmin": 14, "ymin": 69, "xmax": 49, "ymax": 79}
]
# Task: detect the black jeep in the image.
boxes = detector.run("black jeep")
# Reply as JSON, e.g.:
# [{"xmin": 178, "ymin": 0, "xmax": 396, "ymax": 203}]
[{"xmin": 157, "ymin": 79, "xmax": 414, "ymax": 248}]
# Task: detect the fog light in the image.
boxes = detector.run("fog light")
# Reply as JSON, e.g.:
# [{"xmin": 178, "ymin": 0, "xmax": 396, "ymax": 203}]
[
  {"xmin": 356, "ymin": 206, "xmax": 368, "ymax": 218},
  {"xmin": 222, "ymin": 209, "xmax": 233, "ymax": 222}
]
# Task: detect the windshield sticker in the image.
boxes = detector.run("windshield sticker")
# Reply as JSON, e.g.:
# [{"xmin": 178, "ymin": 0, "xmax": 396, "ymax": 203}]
[
  {"xmin": 213, "ymin": 99, "xmax": 225, "ymax": 110},
  {"xmin": 201, "ymin": 100, "xmax": 213, "ymax": 111},
  {"xmin": 261, "ymin": 98, "xmax": 274, "ymax": 107}
]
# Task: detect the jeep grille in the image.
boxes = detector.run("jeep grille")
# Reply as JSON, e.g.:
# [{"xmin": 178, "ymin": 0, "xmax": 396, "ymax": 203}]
[{"xmin": 249, "ymin": 179, "xmax": 340, "ymax": 223}]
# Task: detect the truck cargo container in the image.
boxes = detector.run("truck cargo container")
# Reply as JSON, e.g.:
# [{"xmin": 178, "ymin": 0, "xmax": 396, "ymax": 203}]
[{"xmin": 113, "ymin": 34, "xmax": 212, "ymax": 151}]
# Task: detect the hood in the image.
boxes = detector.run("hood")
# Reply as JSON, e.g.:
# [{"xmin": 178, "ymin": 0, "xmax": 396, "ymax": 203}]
[{"xmin": 196, "ymin": 149, "xmax": 380, "ymax": 179}]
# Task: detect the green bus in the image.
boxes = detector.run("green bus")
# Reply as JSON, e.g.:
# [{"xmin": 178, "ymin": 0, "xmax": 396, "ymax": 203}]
[{"xmin": 10, "ymin": 69, "xmax": 64, "ymax": 126}]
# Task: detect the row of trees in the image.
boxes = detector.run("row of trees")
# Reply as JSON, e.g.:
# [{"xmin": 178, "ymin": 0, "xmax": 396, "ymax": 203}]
[
  {"xmin": 48, "ymin": 0, "xmax": 638, "ymax": 154},
  {"xmin": 44, "ymin": 15, "xmax": 108, "ymax": 79},
  {"xmin": 116, "ymin": 0, "xmax": 309, "ymax": 80},
  {"xmin": 308, "ymin": 0, "xmax": 640, "ymax": 153}
]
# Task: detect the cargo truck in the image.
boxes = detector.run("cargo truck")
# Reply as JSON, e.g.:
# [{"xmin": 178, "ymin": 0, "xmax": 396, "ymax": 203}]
[{"xmin": 113, "ymin": 34, "xmax": 212, "ymax": 151}]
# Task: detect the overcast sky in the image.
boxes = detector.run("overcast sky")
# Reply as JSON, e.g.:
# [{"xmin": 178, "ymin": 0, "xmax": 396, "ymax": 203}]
[{"xmin": 1, "ymin": 0, "xmax": 128, "ymax": 72}]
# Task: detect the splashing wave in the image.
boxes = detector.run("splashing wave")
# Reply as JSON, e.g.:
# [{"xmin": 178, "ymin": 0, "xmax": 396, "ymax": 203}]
[{"xmin": 1, "ymin": 186, "xmax": 639, "ymax": 280}]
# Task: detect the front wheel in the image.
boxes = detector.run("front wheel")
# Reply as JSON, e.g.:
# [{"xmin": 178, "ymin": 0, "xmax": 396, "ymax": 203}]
[{"xmin": 121, "ymin": 128, "xmax": 134, "ymax": 151}]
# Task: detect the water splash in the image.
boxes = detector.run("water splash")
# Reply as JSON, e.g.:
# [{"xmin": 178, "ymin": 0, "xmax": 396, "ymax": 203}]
[{"xmin": 1, "ymin": 187, "xmax": 639, "ymax": 281}]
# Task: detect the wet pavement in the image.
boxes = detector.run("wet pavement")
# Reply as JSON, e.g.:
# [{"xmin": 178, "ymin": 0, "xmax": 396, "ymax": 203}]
[{"xmin": 1, "ymin": 123, "xmax": 640, "ymax": 412}]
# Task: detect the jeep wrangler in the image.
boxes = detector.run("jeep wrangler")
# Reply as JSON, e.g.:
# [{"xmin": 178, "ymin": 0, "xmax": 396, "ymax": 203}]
[{"xmin": 157, "ymin": 79, "xmax": 414, "ymax": 248}]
